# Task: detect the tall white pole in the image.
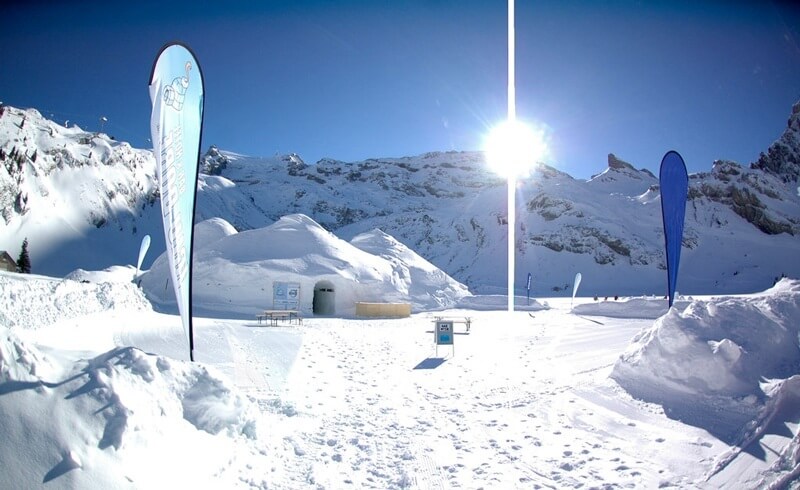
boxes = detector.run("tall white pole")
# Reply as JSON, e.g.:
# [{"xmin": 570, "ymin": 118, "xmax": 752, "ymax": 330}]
[
  {"xmin": 507, "ymin": 0, "xmax": 516, "ymax": 313},
  {"xmin": 508, "ymin": 0, "xmax": 515, "ymax": 122}
]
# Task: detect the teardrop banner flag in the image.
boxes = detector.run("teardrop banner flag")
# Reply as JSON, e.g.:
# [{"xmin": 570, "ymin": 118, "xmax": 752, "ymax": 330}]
[
  {"xmin": 659, "ymin": 150, "xmax": 688, "ymax": 308},
  {"xmin": 149, "ymin": 42, "xmax": 204, "ymax": 361},
  {"xmin": 135, "ymin": 234, "xmax": 151, "ymax": 277},
  {"xmin": 571, "ymin": 272, "xmax": 582, "ymax": 308}
]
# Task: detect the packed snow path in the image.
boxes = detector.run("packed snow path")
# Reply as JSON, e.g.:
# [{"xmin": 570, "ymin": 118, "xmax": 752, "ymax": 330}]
[
  {"xmin": 163, "ymin": 305, "xmax": 731, "ymax": 489},
  {"xmin": 5, "ymin": 272, "xmax": 797, "ymax": 489}
]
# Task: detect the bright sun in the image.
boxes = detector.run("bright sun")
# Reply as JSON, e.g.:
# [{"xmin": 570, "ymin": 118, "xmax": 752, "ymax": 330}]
[{"xmin": 484, "ymin": 119, "xmax": 548, "ymax": 178}]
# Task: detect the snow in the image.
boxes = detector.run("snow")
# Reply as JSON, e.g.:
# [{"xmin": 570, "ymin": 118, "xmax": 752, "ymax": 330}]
[
  {"xmin": 1, "ymin": 267, "xmax": 798, "ymax": 488},
  {"xmin": 0, "ymin": 270, "xmax": 150, "ymax": 331},
  {"xmin": 0, "ymin": 106, "xmax": 162, "ymax": 276},
  {"xmin": 138, "ymin": 215, "xmax": 470, "ymax": 318},
  {"xmin": 1, "ymin": 104, "xmax": 799, "ymax": 488},
  {"xmin": 4, "ymin": 105, "xmax": 800, "ymax": 299}
]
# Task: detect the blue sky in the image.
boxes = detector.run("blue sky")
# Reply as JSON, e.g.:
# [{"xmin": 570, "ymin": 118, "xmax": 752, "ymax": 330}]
[{"xmin": 1, "ymin": 0, "xmax": 799, "ymax": 178}]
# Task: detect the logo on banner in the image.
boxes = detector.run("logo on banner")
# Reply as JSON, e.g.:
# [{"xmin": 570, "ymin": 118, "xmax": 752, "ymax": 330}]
[{"xmin": 164, "ymin": 62, "xmax": 192, "ymax": 111}]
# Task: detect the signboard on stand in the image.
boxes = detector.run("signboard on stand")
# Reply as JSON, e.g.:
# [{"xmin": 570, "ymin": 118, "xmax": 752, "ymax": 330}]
[
  {"xmin": 273, "ymin": 282, "xmax": 301, "ymax": 310},
  {"xmin": 436, "ymin": 321, "xmax": 454, "ymax": 345},
  {"xmin": 435, "ymin": 320, "xmax": 454, "ymax": 356}
]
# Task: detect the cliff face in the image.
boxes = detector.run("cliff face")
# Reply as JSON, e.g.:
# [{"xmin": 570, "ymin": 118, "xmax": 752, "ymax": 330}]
[{"xmin": 751, "ymin": 101, "xmax": 800, "ymax": 184}]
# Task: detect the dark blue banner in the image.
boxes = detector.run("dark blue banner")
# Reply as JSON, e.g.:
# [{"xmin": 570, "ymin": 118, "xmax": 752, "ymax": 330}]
[{"xmin": 659, "ymin": 151, "xmax": 688, "ymax": 308}]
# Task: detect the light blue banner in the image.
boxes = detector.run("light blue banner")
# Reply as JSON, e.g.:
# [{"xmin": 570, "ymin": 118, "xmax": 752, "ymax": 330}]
[
  {"xmin": 149, "ymin": 43, "xmax": 204, "ymax": 361},
  {"xmin": 572, "ymin": 272, "xmax": 582, "ymax": 307},
  {"xmin": 136, "ymin": 234, "xmax": 151, "ymax": 276}
]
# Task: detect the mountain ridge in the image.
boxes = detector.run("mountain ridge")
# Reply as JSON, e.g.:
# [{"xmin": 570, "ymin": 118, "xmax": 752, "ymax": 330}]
[{"xmin": 1, "ymin": 102, "xmax": 798, "ymax": 296}]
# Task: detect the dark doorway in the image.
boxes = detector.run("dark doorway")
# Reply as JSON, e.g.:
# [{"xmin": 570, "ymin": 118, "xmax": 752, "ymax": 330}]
[{"xmin": 313, "ymin": 280, "xmax": 336, "ymax": 315}]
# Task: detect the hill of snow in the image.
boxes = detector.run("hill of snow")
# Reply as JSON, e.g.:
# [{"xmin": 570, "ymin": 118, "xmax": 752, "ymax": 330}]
[
  {"xmin": 0, "ymin": 269, "xmax": 151, "ymax": 331},
  {"xmin": 0, "ymin": 326, "xmax": 262, "ymax": 488},
  {"xmin": 139, "ymin": 214, "xmax": 470, "ymax": 317},
  {"xmin": 0, "ymin": 105, "xmax": 163, "ymax": 276}
]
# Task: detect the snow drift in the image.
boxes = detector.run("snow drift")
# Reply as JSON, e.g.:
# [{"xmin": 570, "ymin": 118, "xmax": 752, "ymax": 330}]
[
  {"xmin": 611, "ymin": 278, "xmax": 800, "ymax": 443},
  {"xmin": 573, "ymin": 295, "xmax": 692, "ymax": 319},
  {"xmin": 0, "ymin": 270, "xmax": 151, "ymax": 330},
  {"xmin": 0, "ymin": 326, "xmax": 262, "ymax": 488}
]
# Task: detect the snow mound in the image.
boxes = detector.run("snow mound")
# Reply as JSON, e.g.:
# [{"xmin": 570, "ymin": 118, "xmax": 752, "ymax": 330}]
[
  {"xmin": 350, "ymin": 228, "xmax": 470, "ymax": 309},
  {"xmin": 65, "ymin": 265, "xmax": 139, "ymax": 284},
  {"xmin": 0, "ymin": 271, "xmax": 152, "ymax": 330},
  {"xmin": 0, "ymin": 325, "xmax": 56, "ymax": 382},
  {"xmin": 83, "ymin": 347, "xmax": 260, "ymax": 440},
  {"xmin": 574, "ymin": 296, "xmax": 692, "ymax": 319},
  {"xmin": 193, "ymin": 217, "xmax": 238, "ymax": 251},
  {"xmin": 455, "ymin": 294, "xmax": 549, "ymax": 311},
  {"xmin": 737, "ymin": 376, "xmax": 800, "ymax": 487},
  {"xmin": 141, "ymin": 214, "xmax": 470, "ymax": 317},
  {"xmin": 611, "ymin": 278, "xmax": 800, "ymax": 441},
  {"xmin": 0, "ymin": 327, "xmax": 260, "ymax": 487}
]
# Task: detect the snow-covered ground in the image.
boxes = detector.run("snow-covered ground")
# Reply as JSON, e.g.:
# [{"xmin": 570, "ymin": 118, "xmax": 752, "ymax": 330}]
[{"xmin": 1, "ymin": 270, "xmax": 798, "ymax": 489}]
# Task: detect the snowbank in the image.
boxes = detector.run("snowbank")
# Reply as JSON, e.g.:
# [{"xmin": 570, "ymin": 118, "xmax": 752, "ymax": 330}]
[
  {"xmin": 611, "ymin": 279, "xmax": 800, "ymax": 442},
  {"xmin": 0, "ymin": 271, "xmax": 152, "ymax": 330},
  {"xmin": 573, "ymin": 295, "xmax": 692, "ymax": 319},
  {"xmin": 0, "ymin": 324, "xmax": 57, "ymax": 382},
  {"xmin": 0, "ymin": 325, "xmax": 263, "ymax": 488},
  {"xmin": 65, "ymin": 265, "xmax": 139, "ymax": 284},
  {"xmin": 455, "ymin": 294, "xmax": 549, "ymax": 311}
]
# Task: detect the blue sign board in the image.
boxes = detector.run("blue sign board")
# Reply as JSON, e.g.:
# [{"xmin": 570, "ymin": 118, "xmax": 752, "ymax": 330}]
[{"xmin": 436, "ymin": 321, "xmax": 454, "ymax": 346}]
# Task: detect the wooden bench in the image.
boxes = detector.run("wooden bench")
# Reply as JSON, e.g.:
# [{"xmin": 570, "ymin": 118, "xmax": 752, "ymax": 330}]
[
  {"xmin": 257, "ymin": 309, "xmax": 302, "ymax": 326},
  {"xmin": 433, "ymin": 316, "xmax": 472, "ymax": 332}
]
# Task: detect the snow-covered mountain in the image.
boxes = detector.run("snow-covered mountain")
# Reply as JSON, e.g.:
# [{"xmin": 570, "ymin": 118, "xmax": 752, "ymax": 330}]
[
  {"xmin": 2, "ymin": 102, "xmax": 799, "ymax": 296},
  {"xmin": 195, "ymin": 145, "xmax": 800, "ymax": 297},
  {"xmin": 0, "ymin": 105, "xmax": 163, "ymax": 275}
]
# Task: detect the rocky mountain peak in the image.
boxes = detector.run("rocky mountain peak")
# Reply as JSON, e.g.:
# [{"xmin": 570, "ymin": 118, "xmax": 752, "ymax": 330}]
[
  {"xmin": 750, "ymin": 100, "xmax": 800, "ymax": 183},
  {"xmin": 2, "ymin": 102, "xmax": 800, "ymax": 294},
  {"xmin": 200, "ymin": 145, "xmax": 229, "ymax": 175},
  {"xmin": 608, "ymin": 153, "xmax": 635, "ymax": 171}
]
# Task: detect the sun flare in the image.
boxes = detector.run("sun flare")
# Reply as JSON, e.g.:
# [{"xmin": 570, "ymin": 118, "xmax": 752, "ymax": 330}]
[{"xmin": 484, "ymin": 119, "xmax": 548, "ymax": 178}]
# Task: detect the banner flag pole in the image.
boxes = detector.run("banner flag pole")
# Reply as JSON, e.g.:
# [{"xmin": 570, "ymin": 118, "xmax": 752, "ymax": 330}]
[{"xmin": 149, "ymin": 42, "xmax": 204, "ymax": 361}]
